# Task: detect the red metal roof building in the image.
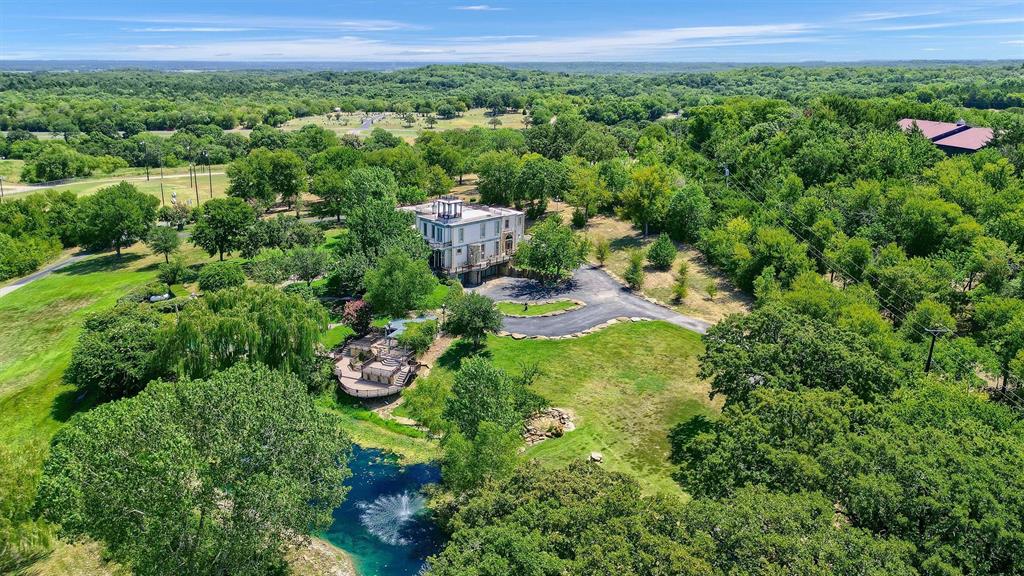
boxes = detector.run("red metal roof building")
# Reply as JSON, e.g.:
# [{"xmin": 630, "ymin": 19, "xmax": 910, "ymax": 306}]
[{"xmin": 898, "ymin": 118, "xmax": 993, "ymax": 154}]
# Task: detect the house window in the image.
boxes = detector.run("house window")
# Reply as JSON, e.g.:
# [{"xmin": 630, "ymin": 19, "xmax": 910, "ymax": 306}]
[
  {"xmin": 504, "ymin": 218, "xmax": 509, "ymax": 229},
  {"xmin": 480, "ymin": 223, "xmax": 486, "ymax": 237},
  {"xmin": 494, "ymin": 241, "xmax": 499, "ymax": 254},
  {"xmin": 422, "ymin": 222, "xmax": 428, "ymax": 236},
  {"xmin": 458, "ymin": 228, "xmax": 464, "ymax": 242},
  {"xmin": 494, "ymin": 221, "xmax": 499, "ymax": 235}
]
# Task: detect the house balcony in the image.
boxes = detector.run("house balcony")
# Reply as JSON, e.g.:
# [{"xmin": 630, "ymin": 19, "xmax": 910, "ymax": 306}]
[{"xmin": 449, "ymin": 253, "xmax": 513, "ymax": 274}]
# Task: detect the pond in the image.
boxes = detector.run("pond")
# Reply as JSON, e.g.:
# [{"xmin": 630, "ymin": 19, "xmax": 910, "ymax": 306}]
[{"xmin": 324, "ymin": 445, "xmax": 444, "ymax": 576}]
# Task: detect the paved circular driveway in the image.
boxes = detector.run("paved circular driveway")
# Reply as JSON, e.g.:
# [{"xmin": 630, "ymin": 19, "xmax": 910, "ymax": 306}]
[{"xmin": 471, "ymin": 266, "xmax": 711, "ymax": 337}]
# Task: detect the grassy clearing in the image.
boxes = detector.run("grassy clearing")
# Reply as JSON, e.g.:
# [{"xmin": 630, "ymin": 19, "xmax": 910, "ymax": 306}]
[
  {"xmin": 404, "ymin": 321, "xmax": 718, "ymax": 495},
  {"xmin": 281, "ymin": 108, "xmax": 529, "ymax": 142},
  {"xmin": 0, "ymin": 159, "xmax": 26, "ymax": 183},
  {"xmin": 497, "ymin": 299, "xmax": 578, "ymax": 316}
]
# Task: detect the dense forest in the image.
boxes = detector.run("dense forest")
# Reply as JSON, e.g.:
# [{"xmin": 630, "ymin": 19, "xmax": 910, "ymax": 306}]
[{"xmin": 3, "ymin": 62, "xmax": 1024, "ymax": 576}]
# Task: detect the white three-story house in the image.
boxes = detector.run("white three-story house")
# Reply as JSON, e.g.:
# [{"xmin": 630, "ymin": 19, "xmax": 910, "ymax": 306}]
[{"xmin": 404, "ymin": 196, "xmax": 525, "ymax": 284}]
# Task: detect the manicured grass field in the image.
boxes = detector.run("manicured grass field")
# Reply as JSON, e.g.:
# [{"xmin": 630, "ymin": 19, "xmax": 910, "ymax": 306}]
[
  {"xmin": 497, "ymin": 299, "xmax": 578, "ymax": 316},
  {"xmin": 404, "ymin": 321, "xmax": 718, "ymax": 495},
  {"xmin": 6, "ymin": 166, "xmax": 230, "ymax": 208}
]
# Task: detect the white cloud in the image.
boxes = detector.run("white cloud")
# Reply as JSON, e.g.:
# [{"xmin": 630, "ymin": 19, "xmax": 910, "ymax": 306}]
[
  {"xmin": 129, "ymin": 27, "xmax": 256, "ymax": 33},
  {"xmin": 1003, "ymin": 39, "xmax": 1024, "ymax": 44},
  {"xmin": 57, "ymin": 22, "xmax": 817, "ymax": 61},
  {"xmin": 57, "ymin": 15, "xmax": 423, "ymax": 32},
  {"xmin": 452, "ymin": 5, "xmax": 507, "ymax": 11},
  {"xmin": 846, "ymin": 10, "xmax": 951, "ymax": 22},
  {"xmin": 870, "ymin": 16, "xmax": 1024, "ymax": 31}
]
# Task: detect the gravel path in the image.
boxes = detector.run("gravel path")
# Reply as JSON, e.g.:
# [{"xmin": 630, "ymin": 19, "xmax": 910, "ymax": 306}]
[{"xmin": 471, "ymin": 266, "xmax": 711, "ymax": 336}]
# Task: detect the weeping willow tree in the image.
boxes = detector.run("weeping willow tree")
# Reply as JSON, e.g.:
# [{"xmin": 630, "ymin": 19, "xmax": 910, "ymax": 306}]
[{"xmin": 161, "ymin": 285, "xmax": 328, "ymax": 379}]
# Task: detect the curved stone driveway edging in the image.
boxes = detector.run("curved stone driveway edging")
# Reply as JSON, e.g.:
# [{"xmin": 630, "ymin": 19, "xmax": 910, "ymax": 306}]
[
  {"xmin": 497, "ymin": 315, "xmax": 653, "ymax": 340},
  {"xmin": 499, "ymin": 298, "xmax": 585, "ymax": 318}
]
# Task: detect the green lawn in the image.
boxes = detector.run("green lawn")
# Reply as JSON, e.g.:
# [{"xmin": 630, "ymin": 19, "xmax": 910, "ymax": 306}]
[
  {"xmin": 497, "ymin": 299, "xmax": 578, "ymax": 316},
  {"xmin": 320, "ymin": 324, "xmax": 355, "ymax": 349},
  {"xmin": 0, "ymin": 158, "xmax": 25, "ymax": 183},
  {"xmin": 0, "ymin": 244, "xmax": 170, "ymax": 466},
  {"xmin": 403, "ymin": 321, "xmax": 717, "ymax": 495}
]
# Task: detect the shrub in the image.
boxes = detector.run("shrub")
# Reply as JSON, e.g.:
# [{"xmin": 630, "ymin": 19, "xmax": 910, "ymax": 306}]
[
  {"xmin": 705, "ymin": 280, "xmax": 718, "ymax": 300},
  {"xmin": 198, "ymin": 261, "xmax": 245, "ymax": 292},
  {"xmin": 593, "ymin": 237, "xmax": 610, "ymax": 266},
  {"xmin": 673, "ymin": 261, "xmax": 690, "ymax": 302},
  {"xmin": 158, "ymin": 255, "xmax": 188, "ymax": 285},
  {"xmin": 65, "ymin": 304, "xmax": 165, "ymax": 399},
  {"xmin": 571, "ymin": 208, "xmax": 588, "ymax": 228},
  {"xmin": 343, "ymin": 299, "xmax": 372, "ymax": 336},
  {"xmin": 624, "ymin": 249, "xmax": 646, "ymax": 290},
  {"xmin": 647, "ymin": 233, "xmax": 676, "ymax": 271},
  {"xmin": 397, "ymin": 320, "xmax": 439, "ymax": 357}
]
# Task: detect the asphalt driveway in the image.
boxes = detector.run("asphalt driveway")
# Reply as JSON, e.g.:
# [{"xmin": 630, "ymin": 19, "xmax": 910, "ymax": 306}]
[{"xmin": 471, "ymin": 266, "xmax": 711, "ymax": 337}]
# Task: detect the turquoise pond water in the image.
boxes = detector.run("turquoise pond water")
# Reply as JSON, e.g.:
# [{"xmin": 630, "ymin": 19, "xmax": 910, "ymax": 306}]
[{"xmin": 323, "ymin": 445, "xmax": 444, "ymax": 576}]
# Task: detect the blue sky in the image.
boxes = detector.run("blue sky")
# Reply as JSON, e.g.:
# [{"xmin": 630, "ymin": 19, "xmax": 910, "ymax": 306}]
[{"xmin": 1, "ymin": 0, "xmax": 1022, "ymax": 62}]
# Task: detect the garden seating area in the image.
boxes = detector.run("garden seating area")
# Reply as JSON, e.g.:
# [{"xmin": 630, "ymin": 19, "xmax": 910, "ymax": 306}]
[{"xmin": 335, "ymin": 334, "xmax": 418, "ymax": 398}]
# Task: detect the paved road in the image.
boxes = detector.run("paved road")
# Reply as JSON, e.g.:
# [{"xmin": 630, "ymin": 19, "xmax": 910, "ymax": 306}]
[
  {"xmin": 471, "ymin": 266, "xmax": 711, "ymax": 337},
  {"xmin": 0, "ymin": 253, "xmax": 89, "ymax": 298},
  {"xmin": 348, "ymin": 113, "xmax": 385, "ymax": 135}
]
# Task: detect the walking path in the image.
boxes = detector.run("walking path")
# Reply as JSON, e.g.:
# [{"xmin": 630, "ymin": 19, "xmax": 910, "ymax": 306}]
[
  {"xmin": 0, "ymin": 252, "xmax": 89, "ymax": 298},
  {"xmin": 471, "ymin": 266, "xmax": 712, "ymax": 337}
]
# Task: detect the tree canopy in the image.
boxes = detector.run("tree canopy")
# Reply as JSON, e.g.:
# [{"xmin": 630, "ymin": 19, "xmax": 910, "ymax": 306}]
[{"xmin": 37, "ymin": 362, "xmax": 351, "ymax": 576}]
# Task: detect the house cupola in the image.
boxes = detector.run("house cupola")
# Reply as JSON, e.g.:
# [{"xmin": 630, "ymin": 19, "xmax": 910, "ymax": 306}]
[{"xmin": 434, "ymin": 196, "xmax": 463, "ymax": 219}]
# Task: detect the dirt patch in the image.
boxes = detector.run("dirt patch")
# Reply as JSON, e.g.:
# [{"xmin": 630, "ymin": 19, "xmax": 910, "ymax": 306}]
[{"xmin": 287, "ymin": 536, "xmax": 357, "ymax": 576}]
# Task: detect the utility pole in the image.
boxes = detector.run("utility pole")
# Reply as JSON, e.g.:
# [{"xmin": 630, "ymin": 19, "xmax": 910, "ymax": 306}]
[
  {"xmin": 186, "ymin": 144, "xmax": 199, "ymax": 206},
  {"xmin": 203, "ymin": 150, "xmax": 213, "ymax": 198},
  {"xmin": 0, "ymin": 176, "xmax": 5, "ymax": 203},
  {"xmin": 721, "ymin": 163, "xmax": 730, "ymax": 189},
  {"xmin": 143, "ymin": 141, "xmax": 150, "ymax": 181},
  {"xmin": 159, "ymin": 152, "xmax": 165, "ymax": 206},
  {"xmin": 924, "ymin": 327, "xmax": 951, "ymax": 373}
]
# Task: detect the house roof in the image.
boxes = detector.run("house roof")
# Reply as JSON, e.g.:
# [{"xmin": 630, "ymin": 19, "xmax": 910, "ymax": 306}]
[
  {"xmin": 404, "ymin": 201, "xmax": 521, "ymax": 225},
  {"xmin": 898, "ymin": 118, "xmax": 992, "ymax": 152},
  {"xmin": 933, "ymin": 127, "xmax": 994, "ymax": 151}
]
